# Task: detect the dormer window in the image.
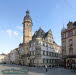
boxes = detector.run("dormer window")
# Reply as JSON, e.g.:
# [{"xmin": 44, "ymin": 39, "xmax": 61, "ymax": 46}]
[{"xmin": 67, "ymin": 21, "xmax": 73, "ymax": 29}]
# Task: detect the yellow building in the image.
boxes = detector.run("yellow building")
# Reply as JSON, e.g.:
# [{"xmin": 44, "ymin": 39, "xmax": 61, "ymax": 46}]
[{"xmin": 61, "ymin": 21, "xmax": 76, "ymax": 67}]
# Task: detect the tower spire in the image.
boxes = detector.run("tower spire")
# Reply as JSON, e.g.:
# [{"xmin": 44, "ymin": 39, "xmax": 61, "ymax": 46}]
[
  {"xmin": 26, "ymin": 9, "xmax": 30, "ymax": 15},
  {"xmin": 61, "ymin": 24, "xmax": 66, "ymax": 32}
]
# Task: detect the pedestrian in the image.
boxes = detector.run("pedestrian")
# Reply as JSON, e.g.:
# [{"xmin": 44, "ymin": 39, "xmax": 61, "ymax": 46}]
[{"xmin": 45, "ymin": 65, "xmax": 48, "ymax": 72}]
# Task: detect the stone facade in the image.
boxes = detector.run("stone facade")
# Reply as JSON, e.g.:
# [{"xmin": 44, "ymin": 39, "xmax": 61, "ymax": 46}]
[
  {"xmin": 61, "ymin": 21, "xmax": 76, "ymax": 67},
  {"xmin": 18, "ymin": 10, "xmax": 32, "ymax": 66},
  {"xmin": 18, "ymin": 43, "xmax": 30, "ymax": 65},
  {"xmin": 23, "ymin": 10, "xmax": 32, "ymax": 44}
]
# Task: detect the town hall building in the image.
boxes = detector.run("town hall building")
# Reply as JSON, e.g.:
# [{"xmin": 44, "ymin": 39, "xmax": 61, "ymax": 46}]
[{"xmin": 18, "ymin": 10, "xmax": 61, "ymax": 66}]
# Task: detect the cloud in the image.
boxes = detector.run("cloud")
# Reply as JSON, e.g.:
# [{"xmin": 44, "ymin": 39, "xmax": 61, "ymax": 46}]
[
  {"xmin": 16, "ymin": 26, "xmax": 23, "ymax": 30},
  {"xmin": 6, "ymin": 29, "xmax": 18, "ymax": 37}
]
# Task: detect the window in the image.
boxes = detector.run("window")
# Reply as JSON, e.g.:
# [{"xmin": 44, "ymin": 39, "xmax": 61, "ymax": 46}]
[
  {"xmin": 36, "ymin": 50, "xmax": 41, "ymax": 55},
  {"xmin": 54, "ymin": 53, "xmax": 56, "ymax": 57},
  {"xmin": 46, "ymin": 51, "xmax": 48, "ymax": 56},
  {"xmin": 43, "ymin": 59, "xmax": 45, "ymax": 63},
  {"xmin": 51, "ymin": 52, "xmax": 53, "ymax": 56},
  {"xmin": 69, "ymin": 39, "xmax": 73, "ymax": 46},
  {"xmin": 49, "ymin": 52, "xmax": 52, "ymax": 56},
  {"xmin": 68, "ymin": 31, "xmax": 73, "ymax": 37},
  {"xmin": 31, "ymin": 51, "xmax": 34, "ymax": 56},
  {"xmin": 56, "ymin": 53, "xmax": 58, "ymax": 57},
  {"xmin": 50, "ymin": 59, "xmax": 52, "ymax": 63},
  {"xmin": 62, "ymin": 41, "xmax": 66, "ymax": 49},
  {"xmin": 62, "ymin": 33, "xmax": 66, "ymax": 39},
  {"xmin": 49, "ymin": 59, "xmax": 51, "ymax": 63},
  {"xmin": 69, "ymin": 48, "xmax": 73, "ymax": 55},
  {"xmin": 46, "ymin": 44, "xmax": 48, "ymax": 47},
  {"xmin": 43, "ymin": 59, "xmax": 47, "ymax": 64},
  {"xmin": 36, "ymin": 47, "xmax": 41, "ymax": 50},
  {"xmin": 48, "ymin": 59, "xmax": 50, "ymax": 63},
  {"xmin": 43, "ymin": 51, "xmax": 45, "ymax": 55},
  {"xmin": 53, "ymin": 53, "xmax": 55, "ymax": 57},
  {"xmin": 43, "ymin": 43, "xmax": 45, "ymax": 46},
  {"xmin": 48, "ymin": 52, "xmax": 50, "ymax": 56},
  {"xmin": 46, "ymin": 59, "xmax": 48, "ymax": 63}
]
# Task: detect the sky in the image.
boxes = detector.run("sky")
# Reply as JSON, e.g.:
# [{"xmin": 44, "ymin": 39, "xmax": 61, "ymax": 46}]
[{"xmin": 0, "ymin": 0, "xmax": 76, "ymax": 54}]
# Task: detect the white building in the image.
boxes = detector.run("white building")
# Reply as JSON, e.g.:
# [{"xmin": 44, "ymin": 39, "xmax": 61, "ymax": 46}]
[
  {"xmin": 0, "ymin": 53, "xmax": 6, "ymax": 64},
  {"xmin": 29, "ymin": 28, "xmax": 61, "ymax": 66}
]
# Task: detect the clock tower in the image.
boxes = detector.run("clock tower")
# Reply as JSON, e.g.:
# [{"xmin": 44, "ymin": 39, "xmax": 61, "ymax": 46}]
[
  {"xmin": 22, "ymin": 10, "xmax": 32, "ymax": 55},
  {"xmin": 23, "ymin": 10, "xmax": 32, "ymax": 44}
]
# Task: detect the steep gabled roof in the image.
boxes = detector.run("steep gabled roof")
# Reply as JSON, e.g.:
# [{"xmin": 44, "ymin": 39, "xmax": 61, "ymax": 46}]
[{"xmin": 32, "ymin": 27, "xmax": 45, "ymax": 39}]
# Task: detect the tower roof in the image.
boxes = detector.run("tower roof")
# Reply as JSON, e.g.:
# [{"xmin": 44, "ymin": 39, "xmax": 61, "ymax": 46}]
[
  {"xmin": 32, "ymin": 27, "xmax": 45, "ymax": 39},
  {"xmin": 23, "ymin": 10, "xmax": 32, "ymax": 23},
  {"xmin": 48, "ymin": 29, "xmax": 52, "ymax": 33}
]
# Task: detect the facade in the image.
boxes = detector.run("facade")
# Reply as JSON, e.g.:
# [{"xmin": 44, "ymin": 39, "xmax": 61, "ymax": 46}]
[
  {"xmin": 18, "ymin": 10, "xmax": 61, "ymax": 66},
  {"xmin": 23, "ymin": 10, "xmax": 32, "ymax": 54},
  {"xmin": 30, "ymin": 28, "xmax": 61, "ymax": 66},
  {"xmin": 9, "ymin": 48, "xmax": 19, "ymax": 64},
  {"xmin": 61, "ymin": 21, "xmax": 76, "ymax": 67},
  {"xmin": 4, "ymin": 53, "xmax": 10, "ymax": 64}
]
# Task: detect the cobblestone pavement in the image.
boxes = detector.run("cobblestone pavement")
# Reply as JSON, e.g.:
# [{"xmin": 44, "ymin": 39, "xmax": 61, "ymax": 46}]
[{"xmin": 0, "ymin": 64, "xmax": 76, "ymax": 75}]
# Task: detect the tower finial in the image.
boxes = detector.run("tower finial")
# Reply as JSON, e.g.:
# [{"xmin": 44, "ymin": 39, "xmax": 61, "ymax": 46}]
[{"xmin": 26, "ymin": 9, "xmax": 30, "ymax": 15}]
